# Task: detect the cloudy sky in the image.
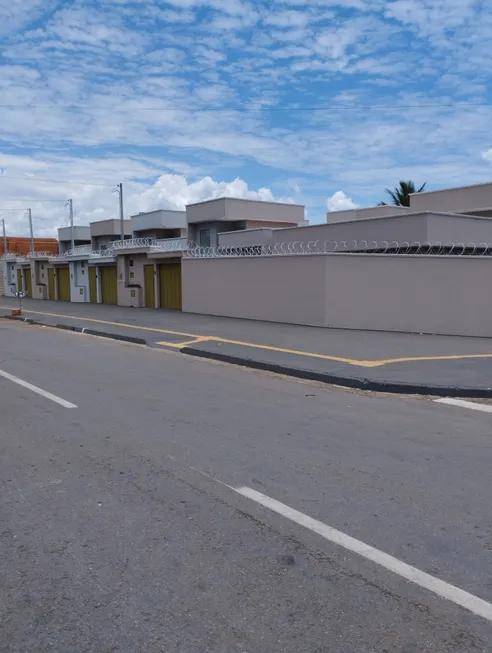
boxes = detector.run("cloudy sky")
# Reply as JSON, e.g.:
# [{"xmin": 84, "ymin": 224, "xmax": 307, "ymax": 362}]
[{"xmin": 0, "ymin": 0, "xmax": 491, "ymax": 237}]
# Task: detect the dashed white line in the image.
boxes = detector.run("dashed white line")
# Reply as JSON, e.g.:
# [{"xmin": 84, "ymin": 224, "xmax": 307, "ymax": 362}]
[
  {"xmin": 0, "ymin": 369, "xmax": 77, "ymax": 409},
  {"xmin": 234, "ymin": 486, "xmax": 492, "ymax": 623},
  {"xmin": 434, "ymin": 398, "xmax": 492, "ymax": 413}
]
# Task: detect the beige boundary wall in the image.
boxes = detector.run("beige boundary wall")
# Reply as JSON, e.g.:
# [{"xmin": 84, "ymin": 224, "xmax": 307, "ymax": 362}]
[{"xmin": 182, "ymin": 254, "xmax": 492, "ymax": 337}]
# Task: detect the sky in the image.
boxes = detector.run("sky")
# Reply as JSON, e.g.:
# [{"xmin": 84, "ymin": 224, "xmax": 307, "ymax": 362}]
[{"xmin": 0, "ymin": 0, "xmax": 491, "ymax": 237}]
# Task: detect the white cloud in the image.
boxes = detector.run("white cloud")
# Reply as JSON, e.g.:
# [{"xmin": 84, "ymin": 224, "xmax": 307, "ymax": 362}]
[
  {"xmin": 0, "ymin": 153, "xmax": 293, "ymax": 236},
  {"xmin": 126, "ymin": 174, "xmax": 291, "ymax": 215},
  {"xmin": 481, "ymin": 149, "xmax": 492, "ymax": 163},
  {"xmin": 0, "ymin": 0, "xmax": 491, "ymax": 227},
  {"xmin": 327, "ymin": 191, "xmax": 358, "ymax": 212}
]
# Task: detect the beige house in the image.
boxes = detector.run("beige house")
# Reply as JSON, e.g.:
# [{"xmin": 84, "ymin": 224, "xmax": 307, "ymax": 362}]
[
  {"xmin": 326, "ymin": 181, "xmax": 492, "ymax": 223},
  {"xmin": 58, "ymin": 226, "xmax": 91, "ymax": 255},
  {"xmin": 6, "ymin": 183, "xmax": 492, "ymax": 338},
  {"xmin": 220, "ymin": 211, "xmax": 492, "ymax": 251},
  {"xmin": 131, "ymin": 209, "xmax": 187, "ymax": 240},
  {"xmin": 409, "ymin": 181, "xmax": 492, "ymax": 217},
  {"xmin": 91, "ymin": 219, "xmax": 132, "ymax": 250},
  {"xmin": 186, "ymin": 197, "xmax": 305, "ymax": 247}
]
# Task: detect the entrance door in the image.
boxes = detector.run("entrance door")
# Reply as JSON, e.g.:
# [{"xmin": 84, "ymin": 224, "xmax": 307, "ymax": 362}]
[
  {"xmin": 16, "ymin": 269, "xmax": 23, "ymax": 293},
  {"xmin": 159, "ymin": 262, "xmax": 182, "ymax": 310},
  {"xmin": 57, "ymin": 266, "xmax": 71, "ymax": 301},
  {"xmin": 144, "ymin": 264, "xmax": 155, "ymax": 308},
  {"xmin": 101, "ymin": 266, "xmax": 118, "ymax": 305},
  {"xmin": 48, "ymin": 268, "xmax": 55, "ymax": 300},
  {"xmin": 89, "ymin": 267, "xmax": 97, "ymax": 303},
  {"xmin": 24, "ymin": 269, "xmax": 32, "ymax": 297}
]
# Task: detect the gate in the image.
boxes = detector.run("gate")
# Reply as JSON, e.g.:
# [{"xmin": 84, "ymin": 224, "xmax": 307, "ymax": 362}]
[
  {"xmin": 159, "ymin": 262, "xmax": 182, "ymax": 310},
  {"xmin": 144, "ymin": 264, "xmax": 155, "ymax": 308},
  {"xmin": 24, "ymin": 269, "xmax": 32, "ymax": 297},
  {"xmin": 57, "ymin": 266, "xmax": 71, "ymax": 301},
  {"xmin": 101, "ymin": 266, "xmax": 118, "ymax": 305},
  {"xmin": 89, "ymin": 267, "xmax": 97, "ymax": 303},
  {"xmin": 48, "ymin": 268, "xmax": 55, "ymax": 300}
]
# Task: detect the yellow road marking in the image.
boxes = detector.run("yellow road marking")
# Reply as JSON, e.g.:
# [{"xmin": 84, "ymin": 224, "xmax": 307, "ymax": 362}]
[
  {"xmin": 166, "ymin": 336, "xmax": 492, "ymax": 368},
  {"xmin": 157, "ymin": 337, "xmax": 211, "ymax": 348},
  {"xmin": 5, "ymin": 305, "xmax": 492, "ymax": 369},
  {"xmin": 0, "ymin": 306, "xmax": 197, "ymax": 338}
]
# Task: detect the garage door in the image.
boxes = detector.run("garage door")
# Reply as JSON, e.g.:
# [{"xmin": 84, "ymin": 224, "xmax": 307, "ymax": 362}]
[
  {"xmin": 144, "ymin": 264, "xmax": 155, "ymax": 308},
  {"xmin": 57, "ymin": 266, "xmax": 71, "ymax": 301},
  {"xmin": 48, "ymin": 268, "xmax": 55, "ymax": 300},
  {"xmin": 16, "ymin": 269, "xmax": 23, "ymax": 293},
  {"xmin": 24, "ymin": 270, "xmax": 32, "ymax": 297},
  {"xmin": 89, "ymin": 267, "xmax": 98, "ymax": 303},
  {"xmin": 101, "ymin": 266, "xmax": 118, "ymax": 305},
  {"xmin": 159, "ymin": 262, "xmax": 182, "ymax": 310}
]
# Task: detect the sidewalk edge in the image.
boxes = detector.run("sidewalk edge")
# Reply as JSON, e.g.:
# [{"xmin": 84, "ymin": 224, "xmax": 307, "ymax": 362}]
[
  {"xmin": 181, "ymin": 347, "xmax": 492, "ymax": 399},
  {"xmin": 2, "ymin": 315, "xmax": 147, "ymax": 346}
]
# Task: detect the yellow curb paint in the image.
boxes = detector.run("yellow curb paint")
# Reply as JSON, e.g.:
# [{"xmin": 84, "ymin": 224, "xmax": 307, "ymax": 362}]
[
  {"xmin": 5, "ymin": 305, "xmax": 492, "ymax": 369},
  {"xmin": 0, "ymin": 306, "xmax": 197, "ymax": 338}
]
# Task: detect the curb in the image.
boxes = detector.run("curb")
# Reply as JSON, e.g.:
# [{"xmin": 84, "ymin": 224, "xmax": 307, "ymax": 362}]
[
  {"xmin": 5, "ymin": 314, "xmax": 492, "ymax": 398},
  {"xmin": 180, "ymin": 347, "xmax": 492, "ymax": 399},
  {"xmin": 2, "ymin": 315, "xmax": 147, "ymax": 346},
  {"xmin": 81, "ymin": 328, "xmax": 147, "ymax": 345}
]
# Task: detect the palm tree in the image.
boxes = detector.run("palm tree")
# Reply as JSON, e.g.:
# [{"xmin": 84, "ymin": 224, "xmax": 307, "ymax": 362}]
[{"xmin": 383, "ymin": 180, "xmax": 427, "ymax": 207}]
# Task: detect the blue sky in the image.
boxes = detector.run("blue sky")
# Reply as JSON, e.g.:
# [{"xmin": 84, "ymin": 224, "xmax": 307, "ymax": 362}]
[{"xmin": 0, "ymin": 0, "xmax": 491, "ymax": 235}]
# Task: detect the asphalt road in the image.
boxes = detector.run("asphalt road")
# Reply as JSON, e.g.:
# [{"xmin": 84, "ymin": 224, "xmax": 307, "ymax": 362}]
[{"xmin": 1, "ymin": 320, "xmax": 491, "ymax": 652}]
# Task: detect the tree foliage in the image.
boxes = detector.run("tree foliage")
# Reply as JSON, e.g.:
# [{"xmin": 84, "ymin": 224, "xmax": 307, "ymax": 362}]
[{"xmin": 384, "ymin": 181, "xmax": 427, "ymax": 207}]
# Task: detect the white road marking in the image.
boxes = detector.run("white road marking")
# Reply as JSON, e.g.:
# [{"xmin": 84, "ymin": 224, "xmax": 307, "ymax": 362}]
[
  {"xmin": 0, "ymin": 369, "xmax": 77, "ymax": 409},
  {"xmin": 234, "ymin": 486, "xmax": 492, "ymax": 623},
  {"xmin": 435, "ymin": 398, "xmax": 492, "ymax": 413}
]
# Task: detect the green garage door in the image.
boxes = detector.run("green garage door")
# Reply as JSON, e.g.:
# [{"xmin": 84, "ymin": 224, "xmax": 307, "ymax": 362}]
[
  {"xmin": 159, "ymin": 262, "xmax": 182, "ymax": 310},
  {"xmin": 101, "ymin": 266, "xmax": 118, "ymax": 305},
  {"xmin": 57, "ymin": 266, "xmax": 70, "ymax": 301}
]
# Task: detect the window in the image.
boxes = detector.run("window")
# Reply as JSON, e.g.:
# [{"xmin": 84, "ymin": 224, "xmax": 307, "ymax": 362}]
[{"xmin": 199, "ymin": 229, "xmax": 211, "ymax": 247}]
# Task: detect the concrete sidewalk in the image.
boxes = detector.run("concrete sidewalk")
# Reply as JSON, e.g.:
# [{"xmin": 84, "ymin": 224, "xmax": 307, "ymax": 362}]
[{"xmin": 2, "ymin": 297, "xmax": 492, "ymax": 397}]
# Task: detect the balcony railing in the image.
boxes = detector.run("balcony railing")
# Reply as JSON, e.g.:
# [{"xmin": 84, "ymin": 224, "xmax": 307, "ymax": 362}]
[
  {"xmin": 89, "ymin": 249, "xmax": 116, "ymax": 259},
  {"xmin": 65, "ymin": 244, "xmax": 92, "ymax": 257},
  {"xmin": 150, "ymin": 237, "xmax": 189, "ymax": 253},
  {"xmin": 111, "ymin": 237, "xmax": 154, "ymax": 250},
  {"xmin": 27, "ymin": 250, "xmax": 56, "ymax": 259}
]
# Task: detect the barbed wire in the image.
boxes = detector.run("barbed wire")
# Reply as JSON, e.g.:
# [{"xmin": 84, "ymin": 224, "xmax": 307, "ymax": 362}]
[
  {"xmin": 27, "ymin": 251, "xmax": 55, "ymax": 259},
  {"xmin": 7, "ymin": 239, "xmax": 492, "ymax": 264},
  {"xmin": 111, "ymin": 237, "xmax": 154, "ymax": 250},
  {"xmin": 183, "ymin": 240, "xmax": 492, "ymax": 259},
  {"xmin": 149, "ymin": 237, "xmax": 189, "ymax": 253}
]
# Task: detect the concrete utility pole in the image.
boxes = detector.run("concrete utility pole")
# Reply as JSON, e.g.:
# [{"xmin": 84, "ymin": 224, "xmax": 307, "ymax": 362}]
[
  {"xmin": 68, "ymin": 199, "xmax": 74, "ymax": 250},
  {"xmin": 118, "ymin": 183, "xmax": 124, "ymax": 240},
  {"xmin": 2, "ymin": 218, "xmax": 7, "ymax": 255},
  {"xmin": 27, "ymin": 208, "xmax": 34, "ymax": 253}
]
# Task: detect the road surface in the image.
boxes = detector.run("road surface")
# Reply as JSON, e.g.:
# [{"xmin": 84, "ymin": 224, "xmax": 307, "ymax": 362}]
[{"xmin": 1, "ymin": 320, "xmax": 491, "ymax": 652}]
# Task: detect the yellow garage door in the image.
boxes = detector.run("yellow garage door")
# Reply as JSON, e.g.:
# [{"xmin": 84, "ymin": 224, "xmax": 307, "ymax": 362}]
[
  {"xmin": 159, "ymin": 262, "xmax": 182, "ymax": 310},
  {"xmin": 89, "ymin": 267, "xmax": 98, "ymax": 303},
  {"xmin": 48, "ymin": 268, "xmax": 55, "ymax": 300},
  {"xmin": 144, "ymin": 264, "xmax": 155, "ymax": 308},
  {"xmin": 24, "ymin": 270, "xmax": 32, "ymax": 298},
  {"xmin": 16, "ymin": 268, "xmax": 23, "ymax": 293},
  {"xmin": 101, "ymin": 266, "xmax": 118, "ymax": 305},
  {"xmin": 57, "ymin": 266, "xmax": 71, "ymax": 301}
]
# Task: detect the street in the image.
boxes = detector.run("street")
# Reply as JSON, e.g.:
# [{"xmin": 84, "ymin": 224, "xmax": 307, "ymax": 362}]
[{"xmin": 1, "ymin": 319, "xmax": 491, "ymax": 652}]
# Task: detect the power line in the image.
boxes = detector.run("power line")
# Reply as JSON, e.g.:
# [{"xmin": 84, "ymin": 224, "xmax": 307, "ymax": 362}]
[
  {"xmin": 0, "ymin": 198, "xmax": 69, "ymax": 202},
  {"xmin": 0, "ymin": 176, "xmax": 114, "ymax": 187},
  {"xmin": 0, "ymin": 102, "xmax": 490, "ymax": 112}
]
